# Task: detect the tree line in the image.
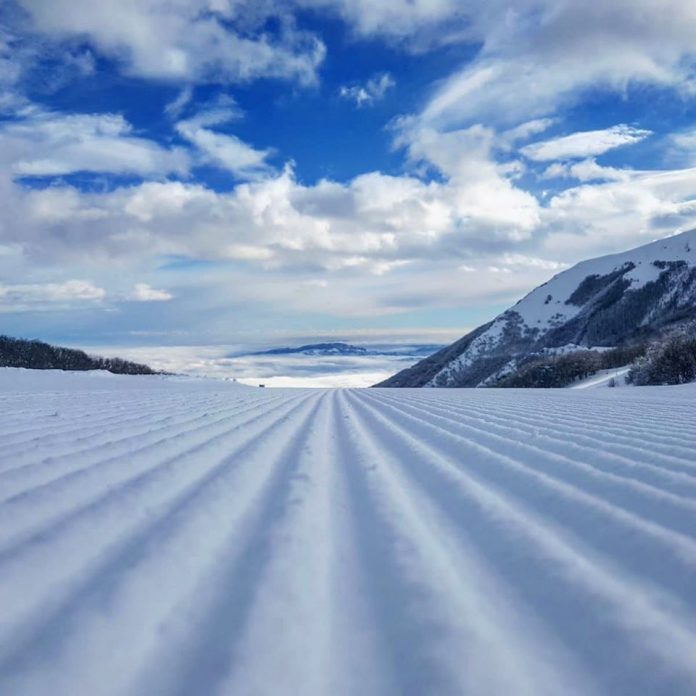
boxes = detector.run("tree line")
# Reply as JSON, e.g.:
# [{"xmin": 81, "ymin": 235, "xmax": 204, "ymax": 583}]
[
  {"xmin": 493, "ymin": 344, "xmax": 646, "ymax": 388},
  {"xmin": 628, "ymin": 322, "xmax": 696, "ymax": 386},
  {"xmin": 0, "ymin": 335, "xmax": 157, "ymax": 375},
  {"xmin": 493, "ymin": 321, "xmax": 696, "ymax": 389}
]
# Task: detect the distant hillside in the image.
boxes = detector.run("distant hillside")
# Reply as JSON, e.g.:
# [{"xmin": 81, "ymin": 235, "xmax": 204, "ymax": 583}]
[
  {"xmin": 0, "ymin": 335, "xmax": 156, "ymax": 375},
  {"xmin": 249, "ymin": 342, "xmax": 369, "ymax": 356},
  {"xmin": 242, "ymin": 342, "xmax": 444, "ymax": 358},
  {"xmin": 377, "ymin": 229, "xmax": 696, "ymax": 388}
]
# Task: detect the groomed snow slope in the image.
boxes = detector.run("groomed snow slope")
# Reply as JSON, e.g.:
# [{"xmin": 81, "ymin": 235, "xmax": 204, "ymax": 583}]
[{"xmin": 1, "ymin": 369, "xmax": 696, "ymax": 695}]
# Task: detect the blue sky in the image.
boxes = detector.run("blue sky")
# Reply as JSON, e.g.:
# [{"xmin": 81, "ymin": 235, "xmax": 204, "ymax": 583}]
[{"xmin": 2, "ymin": 1, "xmax": 696, "ymax": 382}]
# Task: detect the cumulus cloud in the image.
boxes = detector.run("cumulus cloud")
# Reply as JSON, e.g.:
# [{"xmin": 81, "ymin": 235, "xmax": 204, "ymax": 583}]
[
  {"xmin": 1, "ymin": 119, "xmax": 695, "ymax": 333},
  {"xmin": 394, "ymin": 122, "xmax": 540, "ymax": 237},
  {"xmin": 539, "ymin": 166, "xmax": 696, "ymax": 261},
  {"xmin": 339, "ymin": 72, "xmax": 395, "ymax": 107},
  {"xmin": 7, "ymin": 145, "xmax": 696, "ymax": 300},
  {"xmin": 131, "ymin": 283, "xmax": 173, "ymax": 302},
  {"xmin": 521, "ymin": 125, "xmax": 651, "ymax": 162},
  {"xmin": 0, "ymin": 145, "xmax": 539, "ymax": 282}
]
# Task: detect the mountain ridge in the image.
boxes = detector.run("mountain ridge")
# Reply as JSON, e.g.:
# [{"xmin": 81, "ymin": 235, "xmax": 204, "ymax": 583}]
[{"xmin": 240, "ymin": 342, "xmax": 444, "ymax": 358}]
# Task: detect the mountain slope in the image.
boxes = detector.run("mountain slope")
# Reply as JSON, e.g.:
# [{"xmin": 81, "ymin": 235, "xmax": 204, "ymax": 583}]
[{"xmin": 377, "ymin": 229, "xmax": 696, "ymax": 387}]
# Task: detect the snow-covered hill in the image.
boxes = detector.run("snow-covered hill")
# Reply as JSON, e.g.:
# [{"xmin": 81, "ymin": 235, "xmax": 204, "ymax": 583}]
[
  {"xmin": 1, "ymin": 369, "xmax": 696, "ymax": 695},
  {"xmin": 378, "ymin": 229, "xmax": 696, "ymax": 387}
]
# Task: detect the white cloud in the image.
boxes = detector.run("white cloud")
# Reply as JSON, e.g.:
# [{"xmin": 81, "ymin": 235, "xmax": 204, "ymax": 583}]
[
  {"xmin": 17, "ymin": 0, "xmax": 326, "ymax": 85},
  {"xmin": 7, "ymin": 127, "xmax": 696, "ymax": 287},
  {"xmin": 0, "ymin": 279, "xmax": 105, "ymax": 311},
  {"xmin": 539, "ymin": 166, "xmax": 696, "ymax": 260},
  {"xmin": 5, "ymin": 143, "xmax": 696, "ymax": 328},
  {"xmin": 101, "ymin": 342, "xmax": 445, "ymax": 388},
  {"xmin": 131, "ymin": 283, "xmax": 173, "ymax": 302},
  {"xmin": 173, "ymin": 95, "xmax": 244, "ymax": 127},
  {"xmin": 2, "ymin": 156, "xmax": 540, "ymax": 274},
  {"xmin": 298, "ymin": 0, "xmax": 468, "ymax": 48},
  {"xmin": 521, "ymin": 125, "xmax": 651, "ymax": 162},
  {"xmin": 10, "ymin": 1, "xmax": 696, "ymax": 129},
  {"xmin": 499, "ymin": 119, "xmax": 557, "ymax": 149},
  {"xmin": 0, "ymin": 26, "xmax": 31, "ymax": 114},
  {"xmin": 0, "ymin": 101, "xmax": 271, "ymax": 182},
  {"xmin": 498, "ymin": 254, "xmax": 567, "ymax": 271},
  {"xmin": 176, "ymin": 118, "xmax": 273, "ymax": 180},
  {"xmin": 164, "ymin": 87, "xmax": 194, "ymax": 118},
  {"xmin": 417, "ymin": 0, "xmax": 696, "ymax": 129},
  {"xmin": 0, "ymin": 112, "xmax": 189, "ymax": 177},
  {"xmin": 667, "ymin": 128, "xmax": 696, "ymax": 167},
  {"xmin": 339, "ymin": 72, "xmax": 395, "ymax": 106},
  {"xmin": 542, "ymin": 159, "xmax": 632, "ymax": 183},
  {"xmin": 394, "ymin": 122, "xmax": 540, "ymax": 236},
  {"xmin": 672, "ymin": 129, "xmax": 696, "ymax": 151}
]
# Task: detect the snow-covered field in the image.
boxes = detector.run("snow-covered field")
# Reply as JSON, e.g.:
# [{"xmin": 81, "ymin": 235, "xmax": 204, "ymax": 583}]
[{"xmin": 1, "ymin": 368, "xmax": 696, "ymax": 696}]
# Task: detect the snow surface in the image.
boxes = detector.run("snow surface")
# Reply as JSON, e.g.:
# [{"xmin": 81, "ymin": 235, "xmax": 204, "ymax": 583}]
[
  {"xmin": 1, "ymin": 368, "xmax": 696, "ymax": 695},
  {"xmin": 570, "ymin": 366, "xmax": 632, "ymax": 389}
]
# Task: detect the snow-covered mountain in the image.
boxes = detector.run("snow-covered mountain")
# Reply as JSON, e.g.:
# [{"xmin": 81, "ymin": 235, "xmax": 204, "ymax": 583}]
[{"xmin": 377, "ymin": 229, "xmax": 696, "ymax": 387}]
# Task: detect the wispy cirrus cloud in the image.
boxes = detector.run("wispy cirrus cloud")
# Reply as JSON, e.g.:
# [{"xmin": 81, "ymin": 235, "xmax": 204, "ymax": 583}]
[
  {"xmin": 174, "ymin": 99, "xmax": 274, "ymax": 179},
  {"xmin": 417, "ymin": 0, "xmax": 696, "ymax": 129},
  {"xmin": 542, "ymin": 159, "xmax": 632, "ymax": 183},
  {"xmin": 164, "ymin": 87, "xmax": 194, "ymax": 119},
  {"xmin": 339, "ymin": 72, "xmax": 395, "ymax": 107},
  {"xmin": 298, "ymin": 0, "xmax": 470, "ymax": 49},
  {"xmin": 521, "ymin": 125, "xmax": 652, "ymax": 162},
  {"xmin": 0, "ymin": 279, "xmax": 105, "ymax": 311},
  {"xmin": 0, "ymin": 100, "xmax": 275, "ymax": 183}
]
